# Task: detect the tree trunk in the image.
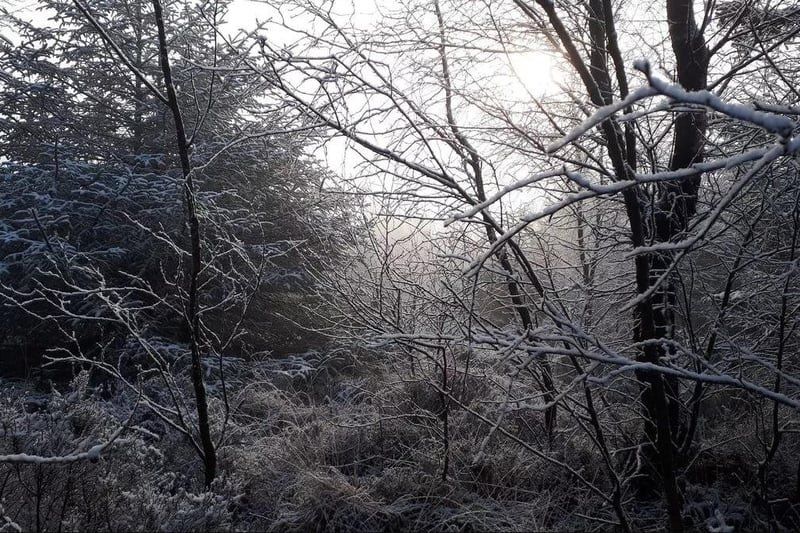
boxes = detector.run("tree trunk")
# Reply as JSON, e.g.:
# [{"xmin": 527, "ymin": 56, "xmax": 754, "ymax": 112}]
[
  {"xmin": 634, "ymin": 0, "xmax": 708, "ymax": 528},
  {"xmin": 152, "ymin": 0, "xmax": 217, "ymax": 487}
]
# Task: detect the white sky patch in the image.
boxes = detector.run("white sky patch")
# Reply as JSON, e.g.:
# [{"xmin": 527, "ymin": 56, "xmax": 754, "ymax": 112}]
[{"xmin": 508, "ymin": 50, "xmax": 563, "ymax": 97}]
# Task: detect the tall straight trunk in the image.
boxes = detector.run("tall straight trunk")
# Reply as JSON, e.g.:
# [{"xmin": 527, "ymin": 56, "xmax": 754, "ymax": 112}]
[
  {"xmin": 70, "ymin": 0, "xmax": 216, "ymax": 487},
  {"xmin": 636, "ymin": 0, "xmax": 708, "ymax": 529},
  {"xmin": 520, "ymin": 0, "xmax": 696, "ymax": 526},
  {"xmin": 641, "ymin": 0, "xmax": 709, "ymax": 448},
  {"xmin": 152, "ymin": 0, "xmax": 217, "ymax": 487}
]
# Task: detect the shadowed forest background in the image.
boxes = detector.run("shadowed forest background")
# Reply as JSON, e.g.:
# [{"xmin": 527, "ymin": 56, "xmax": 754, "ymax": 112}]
[{"xmin": 1, "ymin": 0, "xmax": 800, "ymax": 530}]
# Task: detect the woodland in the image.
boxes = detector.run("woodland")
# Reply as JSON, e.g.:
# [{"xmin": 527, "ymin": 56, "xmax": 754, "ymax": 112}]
[{"xmin": 1, "ymin": 0, "xmax": 799, "ymax": 531}]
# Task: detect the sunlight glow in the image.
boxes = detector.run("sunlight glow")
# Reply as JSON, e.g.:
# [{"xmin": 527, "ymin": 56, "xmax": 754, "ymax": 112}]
[{"xmin": 509, "ymin": 51, "xmax": 561, "ymax": 96}]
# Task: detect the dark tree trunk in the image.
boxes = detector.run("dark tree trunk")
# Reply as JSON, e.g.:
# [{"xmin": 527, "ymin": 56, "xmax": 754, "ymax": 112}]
[
  {"xmin": 152, "ymin": 0, "xmax": 217, "ymax": 487},
  {"xmin": 634, "ymin": 0, "xmax": 708, "ymax": 529},
  {"xmin": 640, "ymin": 0, "xmax": 709, "ymax": 460}
]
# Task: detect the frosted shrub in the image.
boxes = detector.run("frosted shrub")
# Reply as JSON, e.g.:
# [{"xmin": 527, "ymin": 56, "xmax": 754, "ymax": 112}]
[{"xmin": 0, "ymin": 373, "xmax": 243, "ymax": 531}]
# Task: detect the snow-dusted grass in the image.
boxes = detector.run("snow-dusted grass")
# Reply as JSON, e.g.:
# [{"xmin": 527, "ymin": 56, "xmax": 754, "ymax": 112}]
[{"xmin": 2, "ymin": 346, "xmax": 798, "ymax": 531}]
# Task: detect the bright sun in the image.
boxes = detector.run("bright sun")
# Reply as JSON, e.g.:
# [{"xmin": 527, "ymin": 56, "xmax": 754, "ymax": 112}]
[{"xmin": 508, "ymin": 51, "xmax": 561, "ymax": 96}]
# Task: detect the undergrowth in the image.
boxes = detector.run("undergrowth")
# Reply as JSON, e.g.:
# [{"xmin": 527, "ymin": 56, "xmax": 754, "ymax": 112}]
[{"xmin": 1, "ymin": 347, "xmax": 798, "ymax": 531}]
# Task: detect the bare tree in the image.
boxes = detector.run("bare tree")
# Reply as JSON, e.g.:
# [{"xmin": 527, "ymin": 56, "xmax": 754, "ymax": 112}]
[{"xmin": 245, "ymin": 0, "xmax": 800, "ymax": 529}]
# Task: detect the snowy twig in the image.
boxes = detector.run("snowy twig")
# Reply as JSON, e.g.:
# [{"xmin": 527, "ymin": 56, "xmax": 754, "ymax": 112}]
[
  {"xmin": 634, "ymin": 59, "xmax": 796, "ymax": 139},
  {"xmin": 547, "ymin": 60, "xmax": 797, "ymax": 157}
]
